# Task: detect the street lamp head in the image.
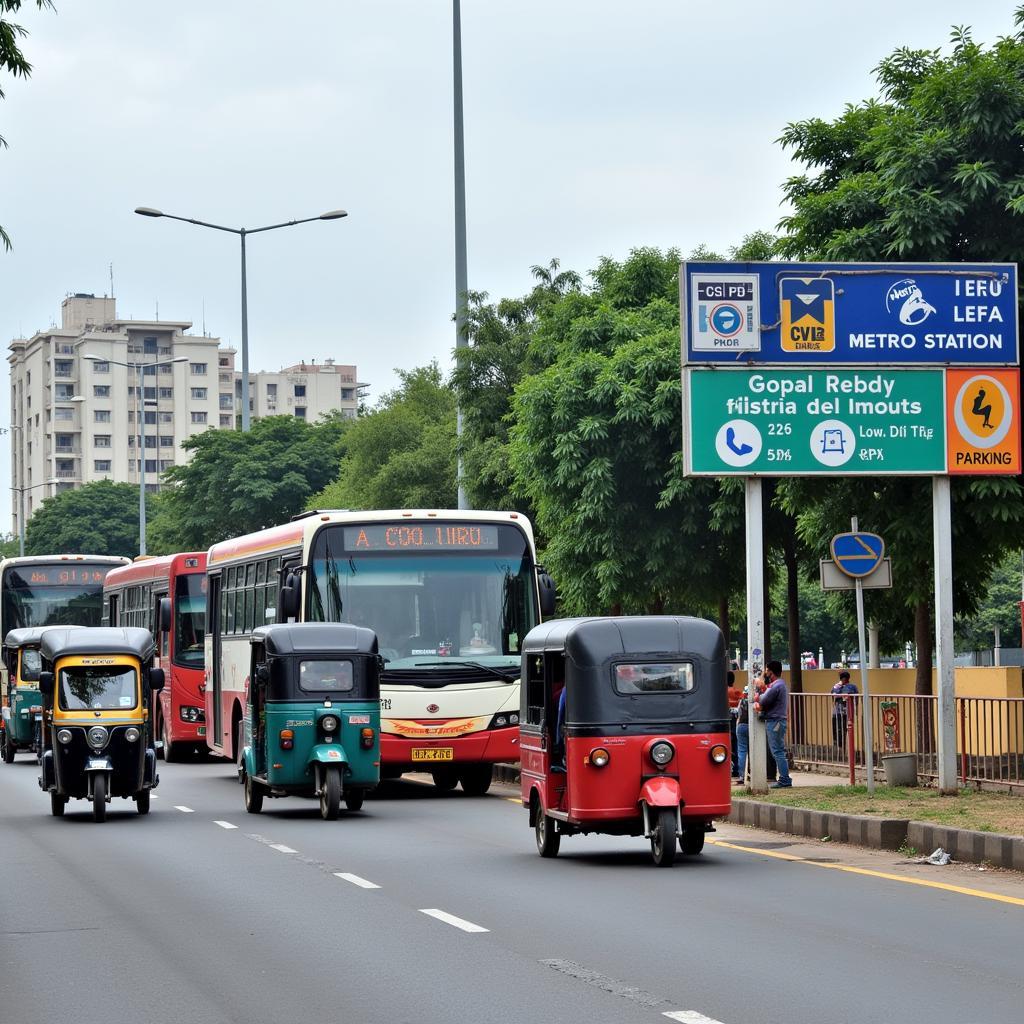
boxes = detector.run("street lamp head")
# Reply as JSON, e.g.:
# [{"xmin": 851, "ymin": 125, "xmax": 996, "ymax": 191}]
[
  {"xmin": 319, "ymin": 209, "xmax": 348, "ymax": 220},
  {"xmin": 135, "ymin": 207, "xmax": 164, "ymax": 218},
  {"xmin": 171, "ymin": 356, "xmax": 189, "ymax": 363},
  {"xmin": 82, "ymin": 354, "xmax": 101, "ymax": 361}
]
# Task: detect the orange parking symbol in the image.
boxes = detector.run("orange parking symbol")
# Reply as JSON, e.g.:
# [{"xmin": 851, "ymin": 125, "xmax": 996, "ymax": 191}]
[{"xmin": 945, "ymin": 368, "xmax": 1021, "ymax": 474}]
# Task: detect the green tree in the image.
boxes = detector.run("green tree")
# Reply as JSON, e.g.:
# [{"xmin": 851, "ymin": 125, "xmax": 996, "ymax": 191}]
[
  {"xmin": 1, "ymin": 1, "xmax": 54, "ymax": 251},
  {"xmin": 313, "ymin": 364, "xmax": 456, "ymax": 511},
  {"xmin": 148, "ymin": 415, "xmax": 347, "ymax": 552},
  {"xmin": 956, "ymin": 549, "xmax": 1023, "ymax": 651},
  {"xmin": 775, "ymin": 14, "xmax": 1024, "ymax": 692},
  {"xmin": 25, "ymin": 481, "xmax": 140, "ymax": 558},
  {"xmin": 0, "ymin": 532, "xmax": 20, "ymax": 558}
]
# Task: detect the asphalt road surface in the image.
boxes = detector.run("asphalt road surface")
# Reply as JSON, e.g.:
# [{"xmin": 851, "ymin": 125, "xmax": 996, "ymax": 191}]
[{"xmin": 2, "ymin": 752, "xmax": 1022, "ymax": 1024}]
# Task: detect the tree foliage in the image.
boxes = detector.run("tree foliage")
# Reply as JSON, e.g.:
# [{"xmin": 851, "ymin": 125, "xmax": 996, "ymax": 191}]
[
  {"xmin": 25, "ymin": 481, "xmax": 140, "ymax": 558},
  {"xmin": 148, "ymin": 415, "xmax": 347, "ymax": 552},
  {"xmin": 312, "ymin": 364, "xmax": 456, "ymax": 511}
]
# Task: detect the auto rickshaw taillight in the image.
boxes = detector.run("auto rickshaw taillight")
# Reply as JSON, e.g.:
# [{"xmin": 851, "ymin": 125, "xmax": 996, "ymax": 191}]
[
  {"xmin": 587, "ymin": 747, "xmax": 610, "ymax": 767},
  {"xmin": 360, "ymin": 727, "xmax": 375, "ymax": 749},
  {"xmin": 710, "ymin": 743, "xmax": 729, "ymax": 764},
  {"xmin": 280, "ymin": 729, "xmax": 294, "ymax": 750}
]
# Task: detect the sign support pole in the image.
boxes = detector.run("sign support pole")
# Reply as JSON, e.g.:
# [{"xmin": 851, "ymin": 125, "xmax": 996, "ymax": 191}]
[
  {"xmin": 933, "ymin": 476, "xmax": 957, "ymax": 793},
  {"xmin": 851, "ymin": 516, "xmax": 874, "ymax": 794},
  {"xmin": 745, "ymin": 477, "xmax": 767, "ymax": 793}
]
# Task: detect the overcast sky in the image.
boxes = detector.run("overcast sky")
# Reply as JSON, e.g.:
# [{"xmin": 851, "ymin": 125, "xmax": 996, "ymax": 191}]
[{"xmin": 0, "ymin": 1, "xmax": 1014, "ymax": 528}]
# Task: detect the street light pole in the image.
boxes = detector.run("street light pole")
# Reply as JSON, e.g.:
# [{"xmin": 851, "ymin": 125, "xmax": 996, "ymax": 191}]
[
  {"xmin": 134, "ymin": 206, "xmax": 347, "ymax": 432},
  {"xmin": 10, "ymin": 480, "xmax": 59, "ymax": 557}
]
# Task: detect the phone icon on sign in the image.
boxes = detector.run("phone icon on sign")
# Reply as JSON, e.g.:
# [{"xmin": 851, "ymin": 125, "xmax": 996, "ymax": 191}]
[{"xmin": 725, "ymin": 427, "xmax": 753, "ymax": 457}]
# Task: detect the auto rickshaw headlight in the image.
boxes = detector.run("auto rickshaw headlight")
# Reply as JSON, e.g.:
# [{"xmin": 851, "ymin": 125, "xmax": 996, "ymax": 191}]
[
  {"xmin": 87, "ymin": 726, "xmax": 109, "ymax": 749},
  {"xmin": 57, "ymin": 729, "xmax": 72, "ymax": 745},
  {"xmin": 710, "ymin": 743, "xmax": 729, "ymax": 764},
  {"xmin": 588, "ymin": 747, "xmax": 610, "ymax": 768},
  {"xmin": 125, "ymin": 727, "xmax": 140, "ymax": 743},
  {"xmin": 650, "ymin": 741, "xmax": 675, "ymax": 766},
  {"xmin": 321, "ymin": 715, "xmax": 339, "ymax": 734}
]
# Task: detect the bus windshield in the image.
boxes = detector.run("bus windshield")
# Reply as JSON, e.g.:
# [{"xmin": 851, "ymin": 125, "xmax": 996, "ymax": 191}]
[
  {"xmin": 307, "ymin": 523, "xmax": 538, "ymax": 676},
  {"xmin": 174, "ymin": 573, "xmax": 206, "ymax": 668},
  {"xmin": 1, "ymin": 564, "xmax": 112, "ymax": 630}
]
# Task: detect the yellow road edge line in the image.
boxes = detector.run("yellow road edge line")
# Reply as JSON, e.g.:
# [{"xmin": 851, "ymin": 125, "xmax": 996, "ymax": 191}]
[{"xmin": 707, "ymin": 838, "xmax": 1024, "ymax": 907}]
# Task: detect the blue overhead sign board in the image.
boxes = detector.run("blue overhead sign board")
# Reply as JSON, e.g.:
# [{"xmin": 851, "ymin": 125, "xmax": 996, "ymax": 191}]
[
  {"xmin": 681, "ymin": 261, "xmax": 1019, "ymax": 366},
  {"xmin": 830, "ymin": 532, "xmax": 885, "ymax": 578}
]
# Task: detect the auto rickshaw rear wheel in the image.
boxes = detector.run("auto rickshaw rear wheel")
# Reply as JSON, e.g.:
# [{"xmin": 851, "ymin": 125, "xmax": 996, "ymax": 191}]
[
  {"xmin": 92, "ymin": 774, "xmax": 108, "ymax": 823},
  {"xmin": 459, "ymin": 764, "xmax": 493, "ymax": 796},
  {"xmin": 679, "ymin": 827, "xmax": 705, "ymax": 855},
  {"xmin": 135, "ymin": 790, "xmax": 151, "ymax": 815},
  {"xmin": 321, "ymin": 767, "xmax": 341, "ymax": 820},
  {"xmin": 535, "ymin": 808, "xmax": 560, "ymax": 858},
  {"xmin": 50, "ymin": 792, "xmax": 66, "ymax": 817},
  {"xmin": 243, "ymin": 770, "xmax": 263, "ymax": 814},
  {"xmin": 1, "ymin": 732, "xmax": 14, "ymax": 763},
  {"xmin": 344, "ymin": 789, "xmax": 364, "ymax": 812},
  {"xmin": 650, "ymin": 808, "xmax": 677, "ymax": 867}
]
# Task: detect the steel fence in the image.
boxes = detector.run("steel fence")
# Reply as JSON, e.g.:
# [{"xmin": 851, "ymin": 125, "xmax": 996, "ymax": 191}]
[{"xmin": 788, "ymin": 692, "xmax": 1024, "ymax": 791}]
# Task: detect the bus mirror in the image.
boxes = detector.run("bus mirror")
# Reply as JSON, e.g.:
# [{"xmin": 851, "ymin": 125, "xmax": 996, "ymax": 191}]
[
  {"xmin": 38, "ymin": 671, "xmax": 54, "ymax": 699},
  {"xmin": 538, "ymin": 572, "xmax": 557, "ymax": 618},
  {"xmin": 159, "ymin": 597, "xmax": 172, "ymax": 633},
  {"xmin": 149, "ymin": 667, "xmax": 165, "ymax": 692},
  {"xmin": 280, "ymin": 580, "xmax": 300, "ymax": 620}
]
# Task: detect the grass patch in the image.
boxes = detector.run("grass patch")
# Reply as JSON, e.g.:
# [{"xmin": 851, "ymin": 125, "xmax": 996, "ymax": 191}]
[{"xmin": 735, "ymin": 784, "xmax": 1024, "ymax": 836}]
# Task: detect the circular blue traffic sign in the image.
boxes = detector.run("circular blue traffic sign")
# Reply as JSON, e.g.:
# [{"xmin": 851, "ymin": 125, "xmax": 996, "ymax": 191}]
[{"xmin": 710, "ymin": 303, "xmax": 743, "ymax": 336}]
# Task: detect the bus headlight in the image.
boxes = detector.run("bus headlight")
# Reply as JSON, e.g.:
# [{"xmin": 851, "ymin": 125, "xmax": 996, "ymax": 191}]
[
  {"xmin": 57, "ymin": 729, "xmax": 72, "ymax": 745},
  {"xmin": 650, "ymin": 741, "xmax": 675, "ymax": 766},
  {"xmin": 87, "ymin": 726, "xmax": 109, "ymax": 749},
  {"xmin": 179, "ymin": 706, "xmax": 205, "ymax": 723},
  {"xmin": 489, "ymin": 712, "xmax": 520, "ymax": 729}
]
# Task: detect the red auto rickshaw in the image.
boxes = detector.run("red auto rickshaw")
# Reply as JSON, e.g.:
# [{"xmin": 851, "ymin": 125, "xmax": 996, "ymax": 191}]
[{"xmin": 519, "ymin": 616, "xmax": 732, "ymax": 866}]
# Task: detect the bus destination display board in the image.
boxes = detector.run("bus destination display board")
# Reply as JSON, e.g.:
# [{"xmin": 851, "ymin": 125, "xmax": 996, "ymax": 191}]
[
  {"xmin": 343, "ymin": 525, "xmax": 501, "ymax": 552},
  {"xmin": 7, "ymin": 566, "xmax": 111, "ymax": 586}
]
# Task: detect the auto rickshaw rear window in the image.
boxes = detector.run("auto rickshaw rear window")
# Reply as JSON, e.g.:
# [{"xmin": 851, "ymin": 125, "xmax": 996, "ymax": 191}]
[
  {"xmin": 19, "ymin": 649, "xmax": 41, "ymax": 683},
  {"xmin": 298, "ymin": 659, "xmax": 354, "ymax": 693},
  {"xmin": 613, "ymin": 662, "xmax": 694, "ymax": 695},
  {"xmin": 59, "ymin": 666, "xmax": 138, "ymax": 710}
]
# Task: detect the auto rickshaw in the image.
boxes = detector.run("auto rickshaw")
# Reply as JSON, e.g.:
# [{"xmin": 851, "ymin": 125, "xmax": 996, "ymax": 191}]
[
  {"xmin": 241, "ymin": 623, "xmax": 382, "ymax": 820},
  {"xmin": 519, "ymin": 616, "xmax": 732, "ymax": 866},
  {"xmin": 2, "ymin": 627, "xmax": 81, "ymax": 763},
  {"xmin": 37, "ymin": 627, "xmax": 163, "ymax": 822}
]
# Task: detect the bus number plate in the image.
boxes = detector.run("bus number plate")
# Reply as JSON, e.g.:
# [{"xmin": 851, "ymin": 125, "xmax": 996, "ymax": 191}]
[{"xmin": 411, "ymin": 747, "xmax": 454, "ymax": 762}]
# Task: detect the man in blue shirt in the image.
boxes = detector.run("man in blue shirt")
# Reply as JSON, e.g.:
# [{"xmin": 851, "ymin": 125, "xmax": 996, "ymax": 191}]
[
  {"xmin": 755, "ymin": 660, "xmax": 791, "ymax": 789},
  {"xmin": 831, "ymin": 670, "xmax": 858, "ymax": 750}
]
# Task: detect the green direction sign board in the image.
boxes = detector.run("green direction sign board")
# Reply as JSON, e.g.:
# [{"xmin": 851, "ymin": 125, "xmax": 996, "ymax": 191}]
[{"xmin": 685, "ymin": 368, "xmax": 946, "ymax": 475}]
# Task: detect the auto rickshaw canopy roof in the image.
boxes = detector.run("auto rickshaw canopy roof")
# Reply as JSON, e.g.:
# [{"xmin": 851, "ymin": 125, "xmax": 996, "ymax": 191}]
[
  {"xmin": 3, "ymin": 624, "xmax": 83, "ymax": 655},
  {"xmin": 251, "ymin": 622, "xmax": 379, "ymax": 658},
  {"xmin": 39, "ymin": 626, "xmax": 156, "ymax": 664}
]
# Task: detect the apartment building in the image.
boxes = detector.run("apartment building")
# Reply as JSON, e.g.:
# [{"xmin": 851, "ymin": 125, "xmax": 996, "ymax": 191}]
[{"xmin": 8, "ymin": 295, "xmax": 363, "ymax": 536}]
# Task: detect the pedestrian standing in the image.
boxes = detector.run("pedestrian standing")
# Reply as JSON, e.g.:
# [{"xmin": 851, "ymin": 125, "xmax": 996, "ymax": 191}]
[
  {"xmin": 830, "ymin": 670, "xmax": 858, "ymax": 750},
  {"xmin": 755, "ymin": 660, "xmax": 792, "ymax": 789},
  {"xmin": 726, "ymin": 669, "xmax": 743, "ymax": 778},
  {"xmin": 734, "ymin": 688, "xmax": 749, "ymax": 785}
]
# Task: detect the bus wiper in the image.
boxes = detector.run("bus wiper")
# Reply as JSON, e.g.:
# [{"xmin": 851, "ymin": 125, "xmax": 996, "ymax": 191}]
[{"xmin": 413, "ymin": 660, "xmax": 520, "ymax": 682}]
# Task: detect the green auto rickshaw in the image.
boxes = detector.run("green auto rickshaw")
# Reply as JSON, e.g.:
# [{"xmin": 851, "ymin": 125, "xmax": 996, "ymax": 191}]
[
  {"xmin": 2, "ymin": 627, "xmax": 82, "ymax": 764},
  {"xmin": 241, "ymin": 623, "xmax": 382, "ymax": 820}
]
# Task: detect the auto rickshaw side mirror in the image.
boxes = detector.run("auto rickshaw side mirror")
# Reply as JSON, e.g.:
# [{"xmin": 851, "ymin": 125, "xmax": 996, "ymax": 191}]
[
  {"xmin": 38, "ymin": 671, "xmax": 54, "ymax": 699},
  {"xmin": 159, "ymin": 597, "xmax": 172, "ymax": 634},
  {"xmin": 538, "ymin": 570, "xmax": 557, "ymax": 618},
  {"xmin": 256, "ymin": 663, "xmax": 270, "ymax": 685},
  {"xmin": 149, "ymin": 667, "xmax": 165, "ymax": 692}
]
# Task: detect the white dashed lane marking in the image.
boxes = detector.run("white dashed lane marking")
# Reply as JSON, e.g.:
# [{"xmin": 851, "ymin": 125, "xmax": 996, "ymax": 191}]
[
  {"xmin": 334, "ymin": 872, "xmax": 380, "ymax": 889},
  {"xmin": 174, "ymin": 805, "xmax": 194, "ymax": 813},
  {"xmin": 269, "ymin": 844, "xmax": 297, "ymax": 854},
  {"xmin": 663, "ymin": 1012, "xmax": 726, "ymax": 1023},
  {"xmin": 418, "ymin": 909, "xmax": 488, "ymax": 933},
  {"xmin": 213, "ymin": 820, "xmax": 238, "ymax": 830}
]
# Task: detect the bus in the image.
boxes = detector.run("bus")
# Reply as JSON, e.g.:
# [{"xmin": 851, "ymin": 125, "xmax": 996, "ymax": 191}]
[
  {"xmin": 204, "ymin": 510, "xmax": 554, "ymax": 794},
  {"xmin": 103, "ymin": 553, "xmax": 207, "ymax": 761}
]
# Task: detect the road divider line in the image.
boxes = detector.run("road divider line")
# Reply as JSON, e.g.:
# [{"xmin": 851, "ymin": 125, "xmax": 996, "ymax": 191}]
[
  {"xmin": 174, "ymin": 805, "xmax": 194, "ymax": 813},
  {"xmin": 664, "ymin": 1012, "xmax": 726, "ymax": 1023},
  {"xmin": 419, "ymin": 908, "xmax": 488, "ymax": 933},
  {"xmin": 334, "ymin": 872, "xmax": 380, "ymax": 889},
  {"xmin": 213, "ymin": 820, "xmax": 238, "ymax": 830},
  {"xmin": 269, "ymin": 844, "xmax": 298, "ymax": 854},
  {"xmin": 708, "ymin": 838, "xmax": 1024, "ymax": 908}
]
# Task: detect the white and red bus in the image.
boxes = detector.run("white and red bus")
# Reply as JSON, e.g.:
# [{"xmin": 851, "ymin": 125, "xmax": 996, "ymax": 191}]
[
  {"xmin": 103, "ymin": 553, "xmax": 207, "ymax": 761},
  {"xmin": 204, "ymin": 510, "xmax": 554, "ymax": 794}
]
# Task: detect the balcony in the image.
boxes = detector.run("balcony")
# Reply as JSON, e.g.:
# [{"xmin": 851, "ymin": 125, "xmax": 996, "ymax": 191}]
[{"xmin": 53, "ymin": 470, "xmax": 80, "ymax": 481}]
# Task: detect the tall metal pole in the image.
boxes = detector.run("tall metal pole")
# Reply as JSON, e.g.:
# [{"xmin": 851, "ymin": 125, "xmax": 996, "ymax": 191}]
[
  {"xmin": 852, "ymin": 516, "xmax": 874, "ymax": 794},
  {"xmin": 453, "ymin": 0, "xmax": 468, "ymax": 509},
  {"xmin": 745, "ymin": 478, "xmax": 767, "ymax": 793},
  {"xmin": 18, "ymin": 487, "xmax": 25, "ymax": 557},
  {"xmin": 240, "ymin": 229, "xmax": 251, "ymax": 432},
  {"xmin": 138, "ymin": 363, "xmax": 146, "ymax": 556},
  {"xmin": 933, "ymin": 475, "xmax": 957, "ymax": 792}
]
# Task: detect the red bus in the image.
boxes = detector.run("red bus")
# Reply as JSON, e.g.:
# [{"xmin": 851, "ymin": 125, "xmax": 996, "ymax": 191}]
[{"xmin": 103, "ymin": 553, "xmax": 207, "ymax": 761}]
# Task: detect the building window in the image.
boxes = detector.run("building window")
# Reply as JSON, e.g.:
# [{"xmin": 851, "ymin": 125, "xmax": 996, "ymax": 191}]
[
  {"xmin": 341, "ymin": 388, "xmax": 354, "ymax": 401},
  {"xmin": 159, "ymin": 459, "xmax": 174, "ymax": 471},
  {"xmin": 219, "ymin": 394, "xmax": 232, "ymax": 409},
  {"xmin": 94, "ymin": 460, "xmax": 112, "ymax": 472},
  {"xmin": 294, "ymin": 384, "xmax": 306, "ymax": 398},
  {"xmin": 191, "ymin": 411, "xmax": 208, "ymax": 424},
  {"xmin": 219, "ymin": 356, "xmax": 229, "ymax": 367},
  {"xmin": 144, "ymin": 411, "xmax": 157, "ymax": 425},
  {"xmin": 191, "ymin": 388, "xmax": 207, "ymax": 400},
  {"xmin": 94, "ymin": 410, "xmax": 111, "ymax": 423},
  {"xmin": 159, "ymin": 363, "xmax": 172, "ymax": 374},
  {"xmin": 143, "ymin": 364, "xmax": 156, "ymax": 376},
  {"xmin": 93, "ymin": 435, "xmax": 111, "ymax": 448},
  {"xmin": 54, "ymin": 385, "xmax": 74, "ymax": 400},
  {"xmin": 54, "ymin": 360, "xmax": 74, "ymax": 376},
  {"xmin": 144, "ymin": 337, "xmax": 158, "ymax": 355},
  {"xmin": 266, "ymin": 383, "xmax": 277, "ymax": 397},
  {"xmin": 190, "ymin": 362, "xmax": 207, "ymax": 375},
  {"xmin": 144, "ymin": 387, "xmax": 156, "ymax": 401},
  {"xmin": 128, "ymin": 436, "xmax": 135, "ymax": 448},
  {"xmin": 159, "ymin": 411, "xmax": 173, "ymax": 423},
  {"xmin": 294, "ymin": 407, "xmax": 307, "ymax": 420},
  {"xmin": 342, "ymin": 408, "xmax": 357, "ymax": 420},
  {"xmin": 159, "ymin": 387, "xmax": 173, "ymax": 399},
  {"xmin": 144, "ymin": 436, "xmax": 157, "ymax": 449},
  {"xmin": 220, "ymin": 414, "xmax": 233, "ymax": 427},
  {"xmin": 93, "ymin": 385, "xmax": 110, "ymax": 398},
  {"xmin": 92, "ymin": 361, "xmax": 110, "ymax": 373},
  {"xmin": 55, "ymin": 408, "xmax": 73, "ymax": 421},
  {"xmin": 160, "ymin": 435, "xmax": 174, "ymax": 447}
]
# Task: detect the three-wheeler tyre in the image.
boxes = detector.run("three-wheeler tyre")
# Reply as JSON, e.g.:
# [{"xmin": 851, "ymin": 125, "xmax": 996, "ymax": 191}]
[
  {"xmin": 650, "ymin": 808, "xmax": 677, "ymax": 867},
  {"xmin": 321, "ymin": 767, "xmax": 341, "ymax": 821},
  {"xmin": 243, "ymin": 771, "xmax": 263, "ymax": 814},
  {"xmin": 679, "ymin": 827, "xmax": 705, "ymax": 856},
  {"xmin": 135, "ymin": 790, "xmax": 151, "ymax": 815},
  {"xmin": 50, "ymin": 792, "xmax": 66, "ymax": 817},
  {"xmin": 92, "ymin": 774, "xmax": 108, "ymax": 823},
  {"xmin": 535, "ymin": 808, "xmax": 560, "ymax": 858},
  {"xmin": 2, "ymin": 733, "xmax": 15, "ymax": 763},
  {"xmin": 459, "ymin": 764, "xmax": 493, "ymax": 796},
  {"xmin": 344, "ymin": 790, "xmax": 364, "ymax": 813},
  {"xmin": 431, "ymin": 768, "xmax": 458, "ymax": 792}
]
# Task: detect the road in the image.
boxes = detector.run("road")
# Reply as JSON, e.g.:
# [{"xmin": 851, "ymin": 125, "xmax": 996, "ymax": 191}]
[{"xmin": 2, "ymin": 753, "xmax": 1022, "ymax": 1024}]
